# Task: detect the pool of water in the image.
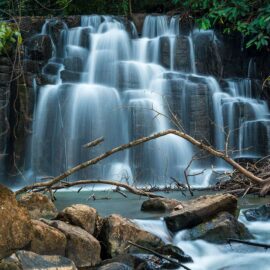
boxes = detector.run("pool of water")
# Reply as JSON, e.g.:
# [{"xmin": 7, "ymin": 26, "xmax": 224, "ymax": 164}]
[{"xmin": 54, "ymin": 190, "xmax": 270, "ymax": 269}]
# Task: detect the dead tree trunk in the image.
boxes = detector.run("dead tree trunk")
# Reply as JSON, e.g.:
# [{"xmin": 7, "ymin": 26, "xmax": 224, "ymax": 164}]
[{"xmin": 15, "ymin": 129, "xmax": 270, "ymax": 196}]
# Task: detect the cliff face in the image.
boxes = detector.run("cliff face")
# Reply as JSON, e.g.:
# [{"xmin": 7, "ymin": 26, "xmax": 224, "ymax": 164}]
[{"xmin": 0, "ymin": 15, "xmax": 269, "ymax": 183}]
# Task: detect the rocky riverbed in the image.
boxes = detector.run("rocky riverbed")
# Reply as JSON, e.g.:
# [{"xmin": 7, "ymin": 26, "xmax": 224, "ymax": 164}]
[{"xmin": 0, "ymin": 184, "xmax": 270, "ymax": 269}]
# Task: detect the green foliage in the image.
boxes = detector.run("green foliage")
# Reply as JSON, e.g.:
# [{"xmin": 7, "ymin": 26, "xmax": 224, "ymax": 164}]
[
  {"xmin": 0, "ymin": 22, "xmax": 22, "ymax": 55},
  {"xmin": 56, "ymin": 0, "xmax": 130, "ymax": 15},
  {"xmin": 172, "ymin": 0, "xmax": 270, "ymax": 50}
]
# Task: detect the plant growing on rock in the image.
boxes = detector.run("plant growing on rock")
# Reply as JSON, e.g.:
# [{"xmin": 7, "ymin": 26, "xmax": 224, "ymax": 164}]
[
  {"xmin": 172, "ymin": 0, "xmax": 270, "ymax": 50},
  {"xmin": 0, "ymin": 22, "xmax": 22, "ymax": 55}
]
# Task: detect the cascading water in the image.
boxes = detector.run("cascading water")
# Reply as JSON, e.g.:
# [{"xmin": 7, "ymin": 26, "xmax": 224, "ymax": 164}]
[
  {"xmin": 134, "ymin": 212, "xmax": 270, "ymax": 270},
  {"xmin": 27, "ymin": 15, "xmax": 270, "ymax": 187}
]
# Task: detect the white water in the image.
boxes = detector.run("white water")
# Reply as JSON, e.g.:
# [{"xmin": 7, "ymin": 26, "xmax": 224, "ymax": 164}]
[
  {"xmin": 26, "ymin": 15, "xmax": 270, "ymax": 186},
  {"xmin": 135, "ymin": 212, "xmax": 270, "ymax": 270}
]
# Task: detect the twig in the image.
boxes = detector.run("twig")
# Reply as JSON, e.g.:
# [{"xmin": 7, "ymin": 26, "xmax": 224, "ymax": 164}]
[
  {"xmin": 127, "ymin": 241, "xmax": 192, "ymax": 270},
  {"xmin": 113, "ymin": 187, "xmax": 128, "ymax": 198},
  {"xmin": 83, "ymin": 137, "xmax": 104, "ymax": 148},
  {"xmin": 227, "ymin": 238, "xmax": 270, "ymax": 249},
  {"xmin": 44, "ymin": 180, "xmax": 163, "ymax": 199},
  {"xmin": 15, "ymin": 129, "xmax": 270, "ymax": 196}
]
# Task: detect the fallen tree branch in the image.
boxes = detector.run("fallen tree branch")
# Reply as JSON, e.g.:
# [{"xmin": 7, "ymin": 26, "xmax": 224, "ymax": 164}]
[
  {"xmin": 38, "ymin": 180, "xmax": 162, "ymax": 198},
  {"xmin": 15, "ymin": 129, "xmax": 269, "ymax": 196},
  {"xmin": 127, "ymin": 241, "xmax": 192, "ymax": 270},
  {"xmin": 83, "ymin": 137, "xmax": 104, "ymax": 148},
  {"xmin": 227, "ymin": 238, "xmax": 270, "ymax": 249}
]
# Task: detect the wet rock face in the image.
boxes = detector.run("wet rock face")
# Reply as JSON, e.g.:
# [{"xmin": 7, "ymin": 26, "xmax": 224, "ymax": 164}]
[
  {"xmin": 0, "ymin": 185, "xmax": 33, "ymax": 259},
  {"xmin": 30, "ymin": 220, "xmax": 67, "ymax": 256},
  {"xmin": 164, "ymin": 194, "xmax": 238, "ymax": 232},
  {"xmin": 0, "ymin": 56, "xmax": 11, "ymax": 176},
  {"xmin": 41, "ymin": 219, "xmax": 101, "ymax": 268},
  {"xmin": 25, "ymin": 34, "xmax": 53, "ymax": 62},
  {"xmin": 193, "ymin": 31, "xmax": 223, "ymax": 78},
  {"xmin": 160, "ymin": 36, "xmax": 191, "ymax": 72},
  {"xmin": 131, "ymin": 13, "xmax": 147, "ymax": 34},
  {"xmin": 243, "ymin": 204, "xmax": 270, "ymax": 222},
  {"xmin": 98, "ymin": 214, "xmax": 164, "ymax": 258},
  {"xmin": 182, "ymin": 212, "xmax": 253, "ymax": 244},
  {"xmin": 64, "ymin": 57, "xmax": 84, "ymax": 72},
  {"xmin": 56, "ymin": 204, "xmax": 98, "ymax": 235},
  {"xmin": 18, "ymin": 192, "xmax": 58, "ymax": 219}
]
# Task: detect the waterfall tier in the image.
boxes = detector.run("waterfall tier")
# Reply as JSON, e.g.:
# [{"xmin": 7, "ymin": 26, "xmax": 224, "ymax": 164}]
[{"xmin": 25, "ymin": 15, "xmax": 270, "ymax": 186}]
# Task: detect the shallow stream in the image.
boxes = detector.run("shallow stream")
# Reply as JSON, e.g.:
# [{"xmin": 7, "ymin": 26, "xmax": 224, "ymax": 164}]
[{"xmin": 55, "ymin": 191, "xmax": 270, "ymax": 270}]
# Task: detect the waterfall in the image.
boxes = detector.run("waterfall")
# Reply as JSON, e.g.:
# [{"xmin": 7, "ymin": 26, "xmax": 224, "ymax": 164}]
[{"xmin": 27, "ymin": 15, "xmax": 270, "ymax": 186}]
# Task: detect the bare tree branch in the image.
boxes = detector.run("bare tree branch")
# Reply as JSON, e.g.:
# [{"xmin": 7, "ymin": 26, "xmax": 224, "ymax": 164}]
[{"xmin": 15, "ymin": 129, "xmax": 269, "ymax": 196}]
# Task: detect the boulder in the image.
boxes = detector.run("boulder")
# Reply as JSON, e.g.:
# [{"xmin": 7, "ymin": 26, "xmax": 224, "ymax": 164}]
[
  {"xmin": 15, "ymin": 250, "xmax": 77, "ymax": 270},
  {"xmin": 98, "ymin": 214, "xmax": 164, "ymax": 258},
  {"xmin": 30, "ymin": 220, "xmax": 66, "ymax": 256},
  {"xmin": 141, "ymin": 198, "xmax": 183, "ymax": 212},
  {"xmin": 97, "ymin": 262, "xmax": 132, "ymax": 270},
  {"xmin": 56, "ymin": 204, "xmax": 97, "ymax": 235},
  {"xmin": 182, "ymin": 212, "xmax": 253, "ymax": 244},
  {"xmin": 41, "ymin": 219, "xmax": 101, "ymax": 268},
  {"xmin": 243, "ymin": 204, "xmax": 270, "ymax": 222},
  {"xmin": 0, "ymin": 185, "xmax": 33, "ymax": 259},
  {"xmin": 18, "ymin": 192, "xmax": 57, "ymax": 219},
  {"xmin": 0, "ymin": 254, "xmax": 21, "ymax": 270},
  {"xmin": 164, "ymin": 194, "xmax": 238, "ymax": 232},
  {"xmin": 97, "ymin": 254, "xmax": 145, "ymax": 269}
]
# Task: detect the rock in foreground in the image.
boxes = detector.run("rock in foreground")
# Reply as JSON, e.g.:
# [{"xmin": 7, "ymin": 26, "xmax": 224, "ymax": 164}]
[
  {"xmin": 30, "ymin": 220, "xmax": 67, "ymax": 256},
  {"xmin": 16, "ymin": 250, "xmax": 76, "ymax": 270},
  {"xmin": 0, "ymin": 185, "xmax": 33, "ymax": 259},
  {"xmin": 57, "ymin": 204, "xmax": 98, "ymax": 234},
  {"xmin": 165, "ymin": 194, "xmax": 238, "ymax": 232},
  {"xmin": 243, "ymin": 204, "xmax": 270, "ymax": 222},
  {"xmin": 42, "ymin": 219, "xmax": 101, "ymax": 267},
  {"xmin": 18, "ymin": 192, "xmax": 57, "ymax": 219},
  {"xmin": 98, "ymin": 214, "xmax": 164, "ymax": 258},
  {"xmin": 182, "ymin": 212, "xmax": 253, "ymax": 244}
]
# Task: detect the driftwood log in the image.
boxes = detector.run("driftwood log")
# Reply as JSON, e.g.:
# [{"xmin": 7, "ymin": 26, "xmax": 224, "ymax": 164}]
[{"xmin": 15, "ymin": 129, "xmax": 270, "ymax": 196}]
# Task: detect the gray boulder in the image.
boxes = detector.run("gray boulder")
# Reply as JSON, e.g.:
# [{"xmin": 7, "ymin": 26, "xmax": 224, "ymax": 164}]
[
  {"xmin": 16, "ymin": 250, "xmax": 76, "ymax": 270},
  {"xmin": 243, "ymin": 204, "xmax": 270, "ymax": 222},
  {"xmin": 182, "ymin": 212, "xmax": 253, "ymax": 244}
]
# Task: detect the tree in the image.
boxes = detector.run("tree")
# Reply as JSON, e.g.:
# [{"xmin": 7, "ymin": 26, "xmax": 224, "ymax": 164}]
[{"xmin": 172, "ymin": 0, "xmax": 270, "ymax": 50}]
